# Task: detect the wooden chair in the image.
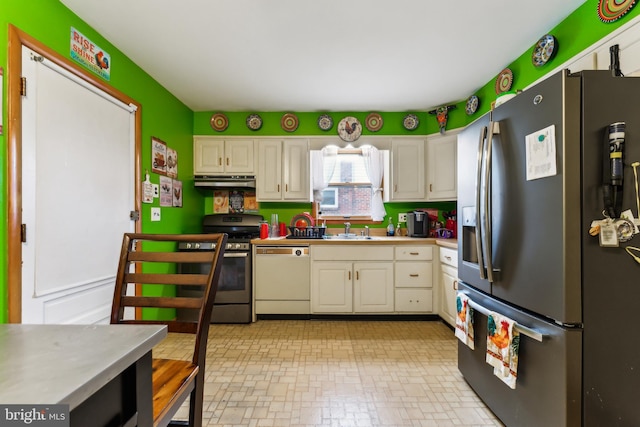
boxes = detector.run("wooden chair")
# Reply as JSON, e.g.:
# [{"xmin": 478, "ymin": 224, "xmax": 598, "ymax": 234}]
[{"xmin": 110, "ymin": 233, "xmax": 227, "ymax": 427}]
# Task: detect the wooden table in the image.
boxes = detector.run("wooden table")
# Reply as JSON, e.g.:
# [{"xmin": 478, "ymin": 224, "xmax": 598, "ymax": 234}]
[{"xmin": 0, "ymin": 324, "xmax": 167, "ymax": 427}]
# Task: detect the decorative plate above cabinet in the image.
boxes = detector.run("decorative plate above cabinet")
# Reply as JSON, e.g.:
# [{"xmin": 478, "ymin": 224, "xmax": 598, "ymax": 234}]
[
  {"xmin": 598, "ymin": 0, "xmax": 637, "ymax": 22},
  {"xmin": 210, "ymin": 113, "xmax": 229, "ymax": 131},
  {"xmin": 531, "ymin": 34, "xmax": 557, "ymax": 67},
  {"xmin": 365, "ymin": 112, "xmax": 383, "ymax": 132},
  {"xmin": 246, "ymin": 114, "xmax": 262, "ymax": 130},
  {"xmin": 281, "ymin": 113, "xmax": 299, "ymax": 132},
  {"xmin": 337, "ymin": 116, "xmax": 362, "ymax": 142},
  {"xmin": 495, "ymin": 68, "xmax": 513, "ymax": 94},
  {"xmin": 465, "ymin": 95, "xmax": 479, "ymax": 115},
  {"xmin": 403, "ymin": 114, "xmax": 419, "ymax": 131},
  {"xmin": 317, "ymin": 114, "xmax": 333, "ymax": 131}
]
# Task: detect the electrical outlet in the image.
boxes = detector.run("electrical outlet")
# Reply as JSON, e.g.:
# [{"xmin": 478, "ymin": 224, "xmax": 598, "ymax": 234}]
[
  {"xmin": 151, "ymin": 207, "xmax": 161, "ymax": 222},
  {"xmin": 398, "ymin": 213, "xmax": 407, "ymax": 223}
]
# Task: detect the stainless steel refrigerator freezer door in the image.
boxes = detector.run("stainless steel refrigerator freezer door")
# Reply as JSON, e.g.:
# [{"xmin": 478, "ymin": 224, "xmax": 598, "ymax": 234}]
[{"xmin": 457, "ymin": 283, "xmax": 582, "ymax": 427}]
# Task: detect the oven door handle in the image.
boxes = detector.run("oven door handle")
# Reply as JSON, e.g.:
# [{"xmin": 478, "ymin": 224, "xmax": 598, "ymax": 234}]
[{"xmin": 224, "ymin": 252, "xmax": 249, "ymax": 258}]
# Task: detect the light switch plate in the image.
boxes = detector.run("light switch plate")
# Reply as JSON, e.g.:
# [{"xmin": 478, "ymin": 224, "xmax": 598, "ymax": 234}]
[
  {"xmin": 398, "ymin": 213, "xmax": 407, "ymax": 223},
  {"xmin": 152, "ymin": 184, "xmax": 159, "ymax": 198},
  {"xmin": 151, "ymin": 207, "xmax": 161, "ymax": 222}
]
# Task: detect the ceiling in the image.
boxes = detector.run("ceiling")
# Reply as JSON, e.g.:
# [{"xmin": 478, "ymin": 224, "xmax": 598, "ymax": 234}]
[{"xmin": 60, "ymin": 0, "xmax": 586, "ymax": 112}]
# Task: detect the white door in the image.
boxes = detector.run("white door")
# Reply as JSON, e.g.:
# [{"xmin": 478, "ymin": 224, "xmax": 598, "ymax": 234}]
[{"xmin": 21, "ymin": 46, "xmax": 137, "ymax": 324}]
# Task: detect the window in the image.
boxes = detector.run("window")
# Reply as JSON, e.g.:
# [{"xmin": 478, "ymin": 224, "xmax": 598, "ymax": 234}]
[
  {"xmin": 318, "ymin": 149, "xmax": 373, "ymax": 218},
  {"xmin": 319, "ymin": 188, "xmax": 339, "ymax": 209}
]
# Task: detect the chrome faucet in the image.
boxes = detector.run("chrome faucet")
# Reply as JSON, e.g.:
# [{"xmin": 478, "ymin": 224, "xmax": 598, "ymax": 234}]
[
  {"xmin": 344, "ymin": 222, "xmax": 351, "ymax": 235},
  {"xmin": 365, "ymin": 225, "xmax": 370, "ymax": 238}
]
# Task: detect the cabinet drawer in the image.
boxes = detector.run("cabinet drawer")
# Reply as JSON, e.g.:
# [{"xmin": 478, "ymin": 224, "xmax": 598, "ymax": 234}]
[
  {"xmin": 312, "ymin": 246, "xmax": 393, "ymax": 261},
  {"xmin": 439, "ymin": 247, "xmax": 458, "ymax": 267},
  {"xmin": 395, "ymin": 289, "xmax": 432, "ymax": 312},
  {"xmin": 395, "ymin": 262, "xmax": 433, "ymax": 287},
  {"xmin": 395, "ymin": 246, "xmax": 433, "ymax": 261}
]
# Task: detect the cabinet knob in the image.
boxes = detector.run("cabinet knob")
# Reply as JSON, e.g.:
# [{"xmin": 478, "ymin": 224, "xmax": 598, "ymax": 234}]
[
  {"xmin": 218, "ymin": 157, "xmax": 222, "ymax": 166},
  {"xmin": 409, "ymin": 273, "xmax": 419, "ymax": 277},
  {"xmin": 445, "ymin": 256, "xmax": 452, "ymax": 261},
  {"xmin": 410, "ymin": 252, "xmax": 419, "ymax": 256},
  {"xmin": 453, "ymin": 280, "xmax": 458, "ymax": 290},
  {"xmin": 356, "ymin": 271, "xmax": 359, "ymax": 280},
  {"xmin": 348, "ymin": 271, "xmax": 351, "ymax": 280},
  {"xmin": 226, "ymin": 157, "xmax": 230, "ymax": 166}
]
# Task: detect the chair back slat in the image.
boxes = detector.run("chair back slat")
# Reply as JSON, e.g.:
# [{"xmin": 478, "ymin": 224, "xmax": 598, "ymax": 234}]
[
  {"xmin": 117, "ymin": 319, "xmax": 198, "ymax": 334},
  {"xmin": 120, "ymin": 295, "xmax": 203, "ymax": 310},
  {"xmin": 128, "ymin": 251, "xmax": 214, "ymax": 263},
  {"xmin": 125, "ymin": 273, "xmax": 209, "ymax": 286}
]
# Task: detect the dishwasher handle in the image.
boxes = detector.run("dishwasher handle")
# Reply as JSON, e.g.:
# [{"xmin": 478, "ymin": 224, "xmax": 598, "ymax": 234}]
[{"xmin": 255, "ymin": 247, "xmax": 309, "ymax": 256}]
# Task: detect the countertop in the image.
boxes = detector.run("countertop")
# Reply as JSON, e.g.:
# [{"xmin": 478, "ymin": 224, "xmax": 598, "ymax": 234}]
[
  {"xmin": 0, "ymin": 323, "xmax": 167, "ymax": 409},
  {"xmin": 252, "ymin": 236, "xmax": 458, "ymax": 249}
]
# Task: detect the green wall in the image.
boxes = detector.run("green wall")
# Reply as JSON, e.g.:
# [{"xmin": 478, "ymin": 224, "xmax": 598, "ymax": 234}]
[
  {"xmin": 0, "ymin": 0, "xmax": 200, "ymax": 323},
  {"xmin": 2, "ymin": 0, "xmax": 638, "ymax": 322}
]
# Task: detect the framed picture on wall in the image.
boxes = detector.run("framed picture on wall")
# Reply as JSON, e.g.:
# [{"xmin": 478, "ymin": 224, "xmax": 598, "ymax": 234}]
[
  {"xmin": 151, "ymin": 137, "xmax": 167, "ymax": 175},
  {"xmin": 166, "ymin": 146, "xmax": 178, "ymax": 178},
  {"xmin": 172, "ymin": 179, "xmax": 182, "ymax": 207}
]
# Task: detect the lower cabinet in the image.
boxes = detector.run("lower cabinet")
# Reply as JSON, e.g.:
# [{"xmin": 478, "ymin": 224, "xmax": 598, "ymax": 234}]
[
  {"xmin": 439, "ymin": 247, "xmax": 459, "ymax": 327},
  {"xmin": 394, "ymin": 246, "xmax": 433, "ymax": 313},
  {"xmin": 311, "ymin": 246, "xmax": 394, "ymax": 314}
]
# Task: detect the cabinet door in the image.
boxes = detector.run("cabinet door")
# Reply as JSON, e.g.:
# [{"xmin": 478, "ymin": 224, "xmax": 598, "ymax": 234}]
[
  {"xmin": 256, "ymin": 140, "xmax": 282, "ymax": 200},
  {"xmin": 283, "ymin": 139, "xmax": 310, "ymax": 201},
  {"xmin": 440, "ymin": 264, "xmax": 458, "ymax": 327},
  {"xmin": 353, "ymin": 262, "xmax": 394, "ymax": 312},
  {"xmin": 194, "ymin": 138, "xmax": 224, "ymax": 174},
  {"xmin": 391, "ymin": 138, "xmax": 426, "ymax": 201},
  {"xmin": 427, "ymin": 133, "xmax": 457, "ymax": 200},
  {"xmin": 311, "ymin": 262, "xmax": 352, "ymax": 313},
  {"xmin": 225, "ymin": 139, "xmax": 255, "ymax": 173}
]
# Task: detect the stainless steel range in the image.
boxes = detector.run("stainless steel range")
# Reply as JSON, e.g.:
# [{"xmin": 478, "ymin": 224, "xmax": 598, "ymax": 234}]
[{"xmin": 178, "ymin": 213, "xmax": 263, "ymax": 323}]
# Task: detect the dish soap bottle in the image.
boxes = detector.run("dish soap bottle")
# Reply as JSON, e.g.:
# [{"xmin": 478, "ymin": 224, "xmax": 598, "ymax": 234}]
[{"xmin": 387, "ymin": 217, "xmax": 395, "ymax": 236}]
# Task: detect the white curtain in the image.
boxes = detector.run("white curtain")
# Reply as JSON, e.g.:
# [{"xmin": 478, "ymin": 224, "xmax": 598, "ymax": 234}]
[
  {"xmin": 362, "ymin": 146, "xmax": 386, "ymax": 221},
  {"xmin": 311, "ymin": 146, "xmax": 338, "ymax": 201}
]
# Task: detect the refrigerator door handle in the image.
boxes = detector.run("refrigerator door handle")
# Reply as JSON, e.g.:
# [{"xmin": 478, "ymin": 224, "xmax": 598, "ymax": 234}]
[
  {"xmin": 483, "ymin": 120, "xmax": 500, "ymax": 283},
  {"xmin": 475, "ymin": 125, "xmax": 488, "ymax": 279},
  {"xmin": 465, "ymin": 295, "xmax": 544, "ymax": 342}
]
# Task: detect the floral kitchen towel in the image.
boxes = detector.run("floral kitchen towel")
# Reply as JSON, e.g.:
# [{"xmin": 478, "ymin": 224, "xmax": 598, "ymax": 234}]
[
  {"xmin": 455, "ymin": 293, "xmax": 474, "ymax": 349},
  {"xmin": 486, "ymin": 312, "xmax": 520, "ymax": 389}
]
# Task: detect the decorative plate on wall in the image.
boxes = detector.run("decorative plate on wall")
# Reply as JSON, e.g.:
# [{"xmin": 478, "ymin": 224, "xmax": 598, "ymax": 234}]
[
  {"xmin": 465, "ymin": 95, "xmax": 480, "ymax": 115},
  {"xmin": 317, "ymin": 114, "xmax": 333, "ymax": 131},
  {"xmin": 365, "ymin": 112, "xmax": 383, "ymax": 132},
  {"xmin": 495, "ymin": 68, "xmax": 513, "ymax": 94},
  {"xmin": 210, "ymin": 113, "xmax": 229, "ymax": 131},
  {"xmin": 598, "ymin": 0, "xmax": 637, "ymax": 22},
  {"xmin": 532, "ymin": 34, "xmax": 558, "ymax": 67},
  {"xmin": 246, "ymin": 114, "xmax": 262, "ymax": 130},
  {"xmin": 281, "ymin": 113, "xmax": 299, "ymax": 132},
  {"xmin": 337, "ymin": 116, "xmax": 362, "ymax": 142},
  {"xmin": 403, "ymin": 114, "xmax": 419, "ymax": 131}
]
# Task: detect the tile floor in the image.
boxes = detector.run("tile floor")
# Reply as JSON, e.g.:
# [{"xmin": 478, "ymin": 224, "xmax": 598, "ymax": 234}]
[{"xmin": 154, "ymin": 319, "xmax": 504, "ymax": 427}]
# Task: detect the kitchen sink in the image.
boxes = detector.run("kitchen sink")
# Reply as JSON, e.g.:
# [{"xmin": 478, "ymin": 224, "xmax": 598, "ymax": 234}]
[{"xmin": 324, "ymin": 234, "xmax": 380, "ymax": 240}]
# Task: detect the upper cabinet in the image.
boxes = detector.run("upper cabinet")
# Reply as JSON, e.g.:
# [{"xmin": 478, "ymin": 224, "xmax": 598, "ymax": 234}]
[
  {"xmin": 390, "ymin": 138, "xmax": 426, "ymax": 201},
  {"xmin": 256, "ymin": 139, "xmax": 310, "ymax": 201},
  {"xmin": 426, "ymin": 132, "xmax": 458, "ymax": 201},
  {"xmin": 193, "ymin": 136, "xmax": 255, "ymax": 175}
]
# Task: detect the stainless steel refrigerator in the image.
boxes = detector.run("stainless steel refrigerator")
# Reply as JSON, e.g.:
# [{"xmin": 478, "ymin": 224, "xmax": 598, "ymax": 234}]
[{"xmin": 457, "ymin": 69, "xmax": 640, "ymax": 427}]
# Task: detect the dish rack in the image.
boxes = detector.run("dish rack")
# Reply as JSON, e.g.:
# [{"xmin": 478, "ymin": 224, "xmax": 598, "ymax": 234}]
[{"xmin": 286, "ymin": 226, "xmax": 326, "ymax": 239}]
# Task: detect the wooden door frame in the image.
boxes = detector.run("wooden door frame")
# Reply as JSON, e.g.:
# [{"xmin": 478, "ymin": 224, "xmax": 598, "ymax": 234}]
[{"xmin": 6, "ymin": 25, "xmax": 142, "ymax": 323}]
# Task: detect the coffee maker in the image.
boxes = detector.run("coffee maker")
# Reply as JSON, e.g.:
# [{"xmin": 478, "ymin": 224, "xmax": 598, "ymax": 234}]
[{"xmin": 407, "ymin": 211, "xmax": 429, "ymax": 237}]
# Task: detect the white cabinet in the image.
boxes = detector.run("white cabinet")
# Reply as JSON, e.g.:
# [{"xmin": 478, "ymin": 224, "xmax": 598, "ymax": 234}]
[
  {"xmin": 193, "ymin": 136, "xmax": 255, "ymax": 175},
  {"xmin": 311, "ymin": 246, "xmax": 394, "ymax": 313},
  {"xmin": 391, "ymin": 138, "xmax": 426, "ymax": 201},
  {"xmin": 438, "ymin": 247, "xmax": 458, "ymax": 327},
  {"xmin": 426, "ymin": 132, "xmax": 457, "ymax": 201},
  {"xmin": 257, "ymin": 139, "xmax": 310, "ymax": 201},
  {"xmin": 394, "ymin": 246, "xmax": 433, "ymax": 313}
]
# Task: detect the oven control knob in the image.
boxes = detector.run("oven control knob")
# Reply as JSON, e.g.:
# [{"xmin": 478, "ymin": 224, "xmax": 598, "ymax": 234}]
[
  {"xmin": 194, "ymin": 243, "xmax": 200, "ymax": 249},
  {"xmin": 295, "ymin": 249, "xmax": 302, "ymax": 256},
  {"xmin": 185, "ymin": 243, "xmax": 192, "ymax": 249}
]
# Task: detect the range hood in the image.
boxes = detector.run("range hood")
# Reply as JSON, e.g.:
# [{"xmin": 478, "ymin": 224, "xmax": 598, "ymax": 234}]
[{"xmin": 194, "ymin": 175, "xmax": 256, "ymax": 188}]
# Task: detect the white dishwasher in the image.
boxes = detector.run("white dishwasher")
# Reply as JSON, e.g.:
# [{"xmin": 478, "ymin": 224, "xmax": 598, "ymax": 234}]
[{"xmin": 254, "ymin": 246, "xmax": 311, "ymax": 315}]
